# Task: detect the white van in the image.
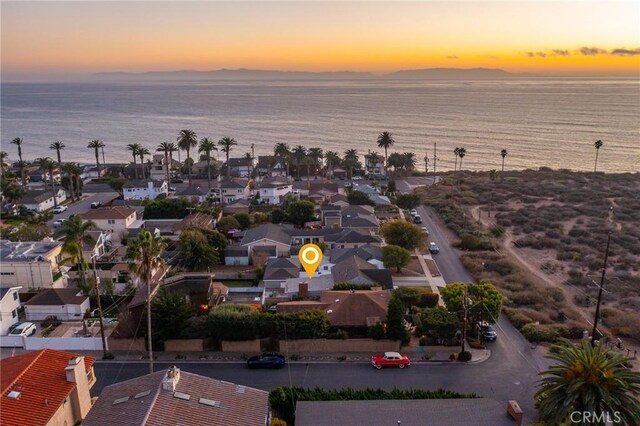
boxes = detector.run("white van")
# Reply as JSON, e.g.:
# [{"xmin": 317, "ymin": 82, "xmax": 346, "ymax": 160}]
[{"xmin": 9, "ymin": 322, "xmax": 37, "ymax": 337}]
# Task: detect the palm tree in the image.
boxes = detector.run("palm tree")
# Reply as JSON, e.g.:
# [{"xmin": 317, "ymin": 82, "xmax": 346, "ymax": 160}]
[
  {"xmin": 177, "ymin": 129, "xmax": 198, "ymax": 186},
  {"xmin": 71, "ymin": 163, "xmax": 83, "ymax": 200},
  {"xmin": 61, "ymin": 163, "xmax": 78, "ymax": 202},
  {"xmin": 49, "ymin": 141, "xmax": 66, "ymax": 165},
  {"xmin": 536, "ymin": 340, "xmax": 640, "ymax": 425},
  {"xmin": 594, "ymin": 140, "xmax": 604, "ymax": 172},
  {"xmin": 343, "ymin": 148, "xmax": 359, "ymax": 179},
  {"xmin": 126, "ymin": 144, "xmax": 141, "ymax": 179},
  {"xmin": 0, "ymin": 151, "xmax": 8, "ymax": 179},
  {"xmin": 126, "ymin": 229, "xmax": 166, "ymax": 374},
  {"xmin": 156, "ymin": 142, "xmax": 175, "ymax": 185},
  {"xmin": 35, "ymin": 157, "xmax": 59, "ymax": 208},
  {"xmin": 377, "ymin": 131, "xmax": 395, "ymax": 176},
  {"xmin": 138, "ymin": 147, "xmax": 151, "ymax": 180},
  {"xmin": 56, "ymin": 216, "xmax": 96, "ymax": 292},
  {"xmin": 274, "ymin": 142, "xmax": 291, "ymax": 177},
  {"xmin": 308, "ymin": 147, "xmax": 323, "ymax": 178},
  {"xmin": 198, "ymin": 138, "xmax": 218, "ymax": 190},
  {"xmin": 324, "ymin": 150, "xmax": 340, "ymax": 179},
  {"xmin": 500, "ymin": 149, "xmax": 508, "ymax": 172},
  {"xmin": 243, "ymin": 152, "xmax": 254, "ymax": 178},
  {"xmin": 292, "ymin": 145, "xmax": 307, "ymax": 179},
  {"xmin": 457, "ymin": 147, "xmax": 467, "ymax": 170},
  {"xmin": 87, "ymin": 140, "xmax": 105, "ymax": 178},
  {"xmin": 453, "ymin": 147, "xmax": 461, "ymax": 171},
  {"xmin": 218, "ymin": 136, "xmax": 237, "ymax": 178},
  {"xmin": 1, "ymin": 181, "xmax": 25, "ymax": 206},
  {"xmin": 11, "ymin": 137, "xmax": 25, "ymax": 184},
  {"xmin": 402, "ymin": 152, "xmax": 417, "ymax": 173}
]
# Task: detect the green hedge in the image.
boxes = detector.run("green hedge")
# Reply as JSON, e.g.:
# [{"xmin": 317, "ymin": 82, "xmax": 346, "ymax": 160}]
[{"xmin": 269, "ymin": 386, "xmax": 478, "ymax": 424}]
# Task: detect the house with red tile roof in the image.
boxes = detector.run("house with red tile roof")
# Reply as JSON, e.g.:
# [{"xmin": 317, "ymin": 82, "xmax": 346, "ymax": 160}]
[
  {"xmin": 0, "ymin": 349, "xmax": 96, "ymax": 426},
  {"xmin": 83, "ymin": 366, "xmax": 270, "ymax": 426}
]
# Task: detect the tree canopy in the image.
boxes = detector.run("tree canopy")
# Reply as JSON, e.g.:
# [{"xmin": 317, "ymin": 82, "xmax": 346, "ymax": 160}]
[
  {"xmin": 150, "ymin": 288, "xmax": 194, "ymax": 346},
  {"xmin": 380, "ymin": 220, "xmax": 426, "ymax": 250},
  {"xmin": 382, "ymin": 244, "xmax": 412, "ymax": 272},
  {"xmin": 440, "ymin": 282, "xmax": 503, "ymax": 326},
  {"xmin": 347, "ymin": 190, "xmax": 375, "ymax": 206},
  {"xmin": 285, "ymin": 200, "xmax": 316, "ymax": 226}
]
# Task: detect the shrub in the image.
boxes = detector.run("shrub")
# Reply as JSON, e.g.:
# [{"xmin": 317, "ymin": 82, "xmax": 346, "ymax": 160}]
[
  {"xmin": 327, "ymin": 329, "xmax": 348, "ymax": 340},
  {"xmin": 417, "ymin": 292, "xmax": 440, "ymax": 309},
  {"xmin": 395, "ymin": 193, "xmax": 420, "ymax": 210},
  {"xmin": 457, "ymin": 351, "xmax": 472, "ymax": 361},
  {"xmin": 380, "ymin": 220, "xmax": 427, "ymax": 250},
  {"xmin": 521, "ymin": 323, "xmax": 561, "ymax": 342},
  {"xmin": 458, "ymin": 234, "xmax": 494, "ymax": 251},
  {"xmin": 467, "ymin": 339, "xmax": 485, "ymax": 350},
  {"xmin": 270, "ymin": 418, "xmax": 287, "ymax": 426},
  {"xmin": 333, "ymin": 282, "xmax": 372, "ymax": 291},
  {"xmin": 233, "ymin": 213, "xmax": 251, "ymax": 230},
  {"xmin": 449, "ymin": 353, "xmax": 457, "ymax": 361},
  {"xmin": 368, "ymin": 322, "xmax": 386, "ymax": 340},
  {"xmin": 503, "ymin": 308, "xmax": 533, "ymax": 329},
  {"xmin": 347, "ymin": 190, "xmax": 376, "ymax": 206}
]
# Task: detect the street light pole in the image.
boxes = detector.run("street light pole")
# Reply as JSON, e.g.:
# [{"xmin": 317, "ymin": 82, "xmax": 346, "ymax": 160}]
[{"xmin": 591, "ymin": 232, "xmax": 611, "ymax": 347}]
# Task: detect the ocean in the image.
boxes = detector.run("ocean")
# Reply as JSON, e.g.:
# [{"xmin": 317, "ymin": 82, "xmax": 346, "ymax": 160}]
[{"xmin": 1, "ymin": 79, "xmax": 639, "ymax": 173}]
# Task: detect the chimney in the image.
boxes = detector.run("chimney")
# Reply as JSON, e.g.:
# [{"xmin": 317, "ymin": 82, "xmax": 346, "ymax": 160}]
[
  {"xmin": 162, "ymin": 366, "xmax": 181, "ymax": 392},
  {"xmin": 299, "ymin": 282, "xmax": 309, "ymax": 299},
  {"xmin": 65, "ymin": 357, "xmax": 92, "ymax": 419}
]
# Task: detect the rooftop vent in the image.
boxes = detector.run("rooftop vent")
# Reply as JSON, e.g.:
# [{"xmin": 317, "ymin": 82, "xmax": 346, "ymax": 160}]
[
  {"xmin": 199, "ymin": 398, "xmax": 221, "ymax": 408},
  {"xmin": 236, "ymin": 385, "xmax": 245, "ymax": 394},
  {"xmin": 134, "ymin": 390, "xmax": 151, "ymax": 399},
  {"xmin": 112, "ymin": 396, "xmax": 130, "ymax": 405},
  {"xmin": 173, "ymin": 392, "xmax": 191, "ymax": 401},
  {"xmin": 7, "ymin": 390, "xmax": 21, "ymax": 400}
]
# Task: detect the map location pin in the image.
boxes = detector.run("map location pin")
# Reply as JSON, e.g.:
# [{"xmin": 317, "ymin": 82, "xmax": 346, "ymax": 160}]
[{"xmin": 299, "ymin": 243, "xmax": 323, "ymax": 278}]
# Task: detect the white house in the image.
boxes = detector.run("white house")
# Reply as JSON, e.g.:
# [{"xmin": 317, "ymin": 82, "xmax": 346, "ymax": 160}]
[
  {"xmin": 219, "ymin": 179, "xmax": 250, "ymax": 204},
  {"xmin": 149, "ymin": 154, "xmax": 170, "ymax": 180},
  {"xmin": 173, "ymin": 186, "xmax": 209, "ymax": 204},
  {"xmin": 81, "ymin": 230, "xmax": 111, "ymax": 261},
  {"xmin": 0, "ymin": 286, "xmax": 22, "ymax": 335},
  {"xmin": 21, "ymin": 188, "xmax": 66, "ymax": 212},
  {"xmin": 364, "ymin": 152, "xmax": 385, "ymax": 177},
  {"xmin": 79, "ymin": 207, "xmax": 139, "ymax": 236},
  {"xmin": 256, "ymin": 177, "xmax": 292, "ymax": 205},
  {"xmin": 0, "ymin": 239, "xmax": 64, "ymax": 290},
  {"xmin": 225, "ymin": 157, "xmax": 252, "ymax": 178},
  {"xmin": 24, "ymin": 288, "xmax": 90, "ymax": 321},
  {"xmin": 123, "ymin": 179, "xmax": 168, "ymax": 200}
]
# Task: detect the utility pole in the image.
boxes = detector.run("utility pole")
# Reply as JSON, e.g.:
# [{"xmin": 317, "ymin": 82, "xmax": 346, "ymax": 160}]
[
  {"xmin": 479, "ymin": 292, "xmax": 484, "ymax": 344},
  {"xmin": 461, "ymin": 284, "xmax": 468, "ymax": 354},
  {"xmin": 424, "ymin": 152, "xmax": 429, "ymax": 174},
  {"xmin": 92, "ymin": 256, "xmax": 108, "ymax": 359},
  {"xmin": 591, "ymin": 232, "xmax": 612, "ymax": 346},
  {"xmin": 101, "ymin": 146, "xmax": 106, "ymax": 171},
  {"xmin": 433, "ymin": 142, "xmax": 437, "ymax": 183},
  {"xmin": 147, "ymin": 267, "xmax": 154, "ymax": 373}
]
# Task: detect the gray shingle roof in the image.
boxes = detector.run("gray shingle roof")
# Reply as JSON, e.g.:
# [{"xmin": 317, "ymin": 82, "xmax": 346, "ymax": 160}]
[
  {"xmin": 240, "ymin": 223, "xmax": 291, "ymax": 245},
  {"xmin": 123, "ymin": 179, "xmax": 165, "ymax": 189},
  {"xmin": 24, "ymin": 289, "xmax": 88, "ymax": 306},
  {"xmin": 21, "ymin": 190, "xmax": 53, "ymax": 204}
]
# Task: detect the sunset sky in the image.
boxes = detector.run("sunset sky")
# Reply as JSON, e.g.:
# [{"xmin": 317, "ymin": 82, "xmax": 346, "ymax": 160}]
[{"xmin": 2, "ymin": 1, "xmax": 639, "ymax": 80}]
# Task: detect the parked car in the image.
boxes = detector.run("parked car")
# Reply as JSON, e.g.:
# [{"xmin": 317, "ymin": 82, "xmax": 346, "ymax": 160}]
[
  {"xmin": 421, "ymin": 226, "xmax": 429, "ymax": 234},
  {"xmin": 9, "ymin": 322, "xmax": 36, "ymax": 337},
  {"xmin": 413, "ymin": 215, "xmax": 422, "ymax": 224},
  {"xmin": 477, "ymin": 322, "xmax": 497, "ymax": 341},
  {"xmin": 247, "ymin": 353, "xmax": 286, "ymax": 369},
  {"xmin": 8, "ymin": 322, "xmax": 23, "ymax": 333},
  {"xmin": 90, "ymin": 201, "xmax": 102, "ymax": 209},
  {"xmin": 171, "ymin": 178, "xmax": 184, "ymax": 183},
  {"xmin": 52, "ymin": 205, "xmax": 67, "ymax": 214},
  {"xmin": 41, "ymin": 316, "xmax": 61, "ymax": 328},
  {"xmin": 52, "ymin": 219, "xmax": 66, "ymax": 228},
  {"xmin": 371, "ymin": 352, "xmax": 410, "ymax": 369},
  {"xmin": 410, "ymin": 209, "xmax": 418, "ymax": 217},
  {"xmin": 429, "ymin": 242, "xmax": 440, "ymax": 254}
]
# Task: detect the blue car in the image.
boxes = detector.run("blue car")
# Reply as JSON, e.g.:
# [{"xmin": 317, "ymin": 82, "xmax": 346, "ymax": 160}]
[{"xmin": 247, "ymin": 353, "xmax": 286, "ymax": 369}]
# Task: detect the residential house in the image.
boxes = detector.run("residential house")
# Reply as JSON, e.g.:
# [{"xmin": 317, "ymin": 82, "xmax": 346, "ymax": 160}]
[
  {"xmin": 82, "ymin": 366, "xmax": 270, "ymax": 426},
  {"xmin": 331, "ymin": 255, "xmax": 393, "ymax": 289},
  {"xmin": 174, "ymin": 186, "xmax": 209, "ymax": 204},
  {"xmin": 320, "ymin": 204, "xmax": 379, "ymax": 233},
  {"xmin": 295, "ymin": 399, "xmax": 516, "ymax": 426},
  {"xmin": 0, "ymin": 349, "xmax": 96, "ymax": 426},
  {"xmin": 277, "ymin": 289, "xmax": 392, "ymax": 329},
  {"xmin": 83, "ymin": 165, "xmax": 107, "ymax": 179},
  {"xmin": 0, "ymin": 286, "xmax": 22, "ymax": 335},
  {"xmin": 171, "ymin": 213, "xmax": 216, "ymax": 234},
  {"xmin": 81, "ymin": 230, "xmax": 110, "ymax": 261},
  {"xmin": 192, "ymin": 159, "xmax": 222, "ymax": 178},
  {"xmin": 227, "ymin": 287, "xmax": 266, "ymax": 306},
  {"xmin": 24, "ymin": 288, "xmax": 90, "ymax": 321},
  {"xmin": 256, "ymin": 177, "xmax": 292, "ymax": 205},
  {"xmin": 255, "ymin": 155, "xmax": 287, "ymax": 177},
  {"xmin": 223, "ymin": 198, "xmax": 251, "ymax": 215},
  {"xmin": 79, "ymin": 207, "xmax": 139, "ymax": 236},
  {"xmin": 364, "ymin": 152, "xmax": 385, "ymax": 177},
  {"xmin": 323, "ymin": 229, "xmax": 382, "ymax": 249},
  {"xmin": 0, "ymin": 239, "xmax": 64, "ymax": 290},
  {"xmin": 123, "ymin": 179, "xmax": 168, "ymax": 200},
  {"xmin": 149, "ymin": 154, "xmax": 170, "ymax": 180},
  {"xmin": 21, "ymin": 188, "xmax": 66, "ymax": 212},
  {"xmin": 216, "ymin": 179, "xmax": 250, "ymax": 204},
  {"xmin": 224, "ymin": 157, "xmax": 253, "ymax": 178},
  {"xmin": 239, "ymin": 223, "xmax": 292, "ymax": 259},
  {"xmin": 352, "ymin": 184, "xmax": 391, "ymax": 205}
]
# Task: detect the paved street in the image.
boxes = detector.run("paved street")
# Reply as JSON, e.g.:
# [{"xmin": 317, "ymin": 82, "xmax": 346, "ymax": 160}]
[{"xmin": 46, "ymin": 191, "xmax": 119, "ymax": 229}]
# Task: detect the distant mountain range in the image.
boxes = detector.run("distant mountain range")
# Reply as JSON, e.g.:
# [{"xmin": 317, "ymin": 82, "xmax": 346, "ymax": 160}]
[{"xmin": 92, "ymin": 67, "xmax": 533, "ymax": 80}]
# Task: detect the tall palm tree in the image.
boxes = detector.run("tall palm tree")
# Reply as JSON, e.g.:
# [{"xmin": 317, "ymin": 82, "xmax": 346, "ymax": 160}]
[
  {"xmin": 457, "ymin": 147, "xmax": 467, "ymax": 170},
  {"xmin": 56, "ymin": 216, "xmax": 96, "ymax": 291},
  {"xmin": 343, "ymin": 148, "xmax": 359, "ymax": 179},
  {"xmin": 402, "ymin": 152, "xmax": 417, "ymax": 173},
  {"xmin": 11, "ymin": 137, "xmax": 25, "ymax": 184},
  {"xmin": 0, "ymin": 151, "xmax": 8, "ymax": 179},
  {"xmin": 126, "ymin": 144, "xmax": 141, "ymax": 179},
  {"xmin": 594, "ymin": 140, "xmax": 604, "ymax": 172},
  {"xmin": 177, "ymin": 129, "xmax": 198, "ymax": 186},
  {"xmin": 308, "ymin": 147, "xmax": 323, "ymax": 178},
  {"xmin": 35, "ymin": 157, "xmax": 59, "ymax": 208},
  {"xmin": 198, "ymin": 138, "xmax": 218, "ymax": 190},
  {"xmin": 291, "ymin": 145, "xmax": 307, "ymax": 180},
  {"xmin": 71, "ymin": 163, "xmax": 83, "ymax": 200},
  {"xmin": 61, "ymin": 163, "xmax": 77, "ymax": 202},
  {"xmin": 274, "ymin": 142, "xmax": 291, "ymax": 177},
  {"xmin": 500, "ymin": 149, "xmax": 508, "ymax": 173},
  {"xmin": 324, "ymin": 150, "xmax": 340, "ymax": 179},
  {"xmin": 453, "ymin": 147, "xmax": 461, "ymax": 171},
  {"xmin": 218, "ymin": 136, "xmax": 237, "ymax": 178},
  {"xmin": 87, "ymin": 140, "xmax": 105, "ymax": 178},
  {"xmin": 536, "ymin": 340, "xmax": 640, "ymax": 425},
  {"xmin": 376, "ymin": 131, "xmax": 395, "ymax": 176},
  {"xmin": 243, "ymin": 152, "xmax": 254, "ymax": 178},
  {"xmin": 138, "ymin": 147, "xmax": 151, "ymax": 180},
  {"xmin": 49, "ymin": 141, "xmax": 66, "ymax": 165},
  {"xmin": 157, "ymin": 142, "xmax": 175, "ymax": 185},
  {"xmin": 126, "ymin": 229, "xmax": 167, "ymax": 374}
]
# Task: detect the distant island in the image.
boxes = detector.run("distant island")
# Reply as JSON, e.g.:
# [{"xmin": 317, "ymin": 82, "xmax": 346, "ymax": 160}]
[{"xmin": 92, "ymin": 67, "xmax": 533, "ymax": 81}]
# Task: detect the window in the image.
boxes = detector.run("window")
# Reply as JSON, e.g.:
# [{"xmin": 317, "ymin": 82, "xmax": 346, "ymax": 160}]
[
  {"xmin": 12, "ymin": 310, "xmax": 17, "ymax": 318},
  {"xmin": 108, "ymin": 219, "xmax": 115, "ymax": 224},
  {"xmin": 13, "ymin": 292, "xmax": 18, "ymax": 300}
]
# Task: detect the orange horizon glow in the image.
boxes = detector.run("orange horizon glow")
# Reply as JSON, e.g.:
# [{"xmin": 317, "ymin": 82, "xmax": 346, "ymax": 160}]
[{"xmin": 1, "ymin": 1, "xmax": 639, "ymax": 80}]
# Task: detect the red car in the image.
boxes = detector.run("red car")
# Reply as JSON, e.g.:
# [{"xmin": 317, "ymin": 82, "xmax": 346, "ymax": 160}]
[{"xmin": 371, "ymin": 352, "xmax": 411, "ymax": 369}]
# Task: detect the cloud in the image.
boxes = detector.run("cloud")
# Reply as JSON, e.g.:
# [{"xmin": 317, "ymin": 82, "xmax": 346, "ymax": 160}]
[
  {"xmin": 526, "ymin": 51, "xmax": 547, "ymax": 58},
  {"xmin": 552, "ymin": 49, "xmax": 570, "ymax": 56},
  {"xmin": 526, "ymin": 52, "xmax": 535, "ymax": 57},
  {"xmin": 578, "ymin": 46, "xmax": 607, "ymax": 56},
  {"xmin": 610, "ymin": 48, "xmax": 640, "ymax": 56},
  {"xmin": 446, "ymin": 55, "xmax": 459, "ymax": 60}
]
